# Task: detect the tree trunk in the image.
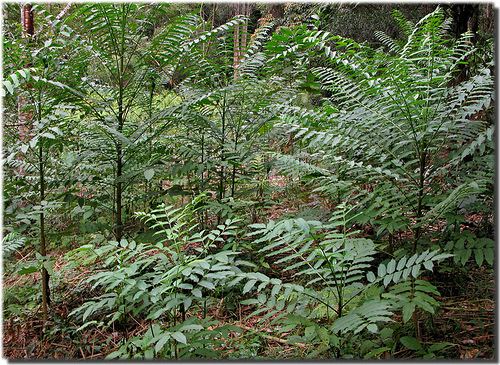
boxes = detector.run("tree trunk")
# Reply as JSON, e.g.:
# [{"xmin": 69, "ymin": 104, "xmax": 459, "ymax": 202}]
[
  {"xmin": 21, "ymin": 4, "xmax": 50, "ymax": 321},
  {"xmin": 115, "ymin": 148, "xmax": 123, "ymax": 241},
  {"xmin": 115, "ymin": 46, "xmax": 125, "ymax": 241},
  {"xmin": 232, "ymin": 3, "xmax": 253, "ymax": 79},
  {"xmin": 115, "ymin": 101, "xmax": 124, "ymax": 240},
  {"xmin": 241, "ymin": 3, "xmax": 251, "ymax": 53},
  {"xmin": 482, "ymin": 4, "xmax": 494, "ymax": 34},
  {"xmin": 450, "ymin": 4, "xmax": 479, "ymax": 40},
  {"xmin": 233, "ymin": 3, "xmax": 240, "ymax": 79},
  {"xmin": 17, "ymin": 4, "xmax": 35, "ymax": 174},
  {"xmin": 448, "ymin": 4, "xmax": 480, "ymax": 84},
  {"xmin": 22, "ymin": 4, "xmax": 34, "ymax": 36},
  {"xmin": 218, "ymin": 93, "xmax": 226, "ymax": 203},
  {"xmin": 39, "ymin": 142, "xmax": 50, "ymax": 322},
  {"xmin": 230, "ymin": 132, "xmax": 238, "ymax": 197}
]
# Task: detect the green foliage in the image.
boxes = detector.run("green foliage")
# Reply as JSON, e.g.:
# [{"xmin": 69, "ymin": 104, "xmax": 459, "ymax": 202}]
[
  {"xmin": 3, "ymin": 284, "xmax": 40, "ymax": 318},
  {"xmin": 106, "ymin": 318, "xmax": 243, "ymax": 359},
  {"xmin": 243, "ymin": 203, "xmax": 454, "ymax": 358},
  {"xmin": 444, "ymin": 231, "xmax": 494, "ymax": 267},
  {"xmin": 268, "ymin": 7, "xmax": 494, "ymax": 256},
  {"xmin": 69, "ymin": 199, "xmax": 248, "ymax": 325},
  {"xmin": 2, "ymin": 68, "xmax": 36, "ymax": 95},
  {"xmin": 400, "ymin": 336, "xmax": 452, "ymax": 359},
  {"xmin": 67, "ymin": 195, "xmax": 269, "ymax": 358},
  {"xmin": 2, "ymin": 232, "xmax": 26, "ymax": 258},
  {"xmin": 383, "ymin": 280, "xmax": 441, "ymax": 323},
  {"xmin": 368, "ymin": 250, "xmax": 453, "ymax": 287}
]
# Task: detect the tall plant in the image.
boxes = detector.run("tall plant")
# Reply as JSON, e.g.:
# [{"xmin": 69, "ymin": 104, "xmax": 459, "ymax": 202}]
[
  {"xmin": 157, "ymin": 18, "xmax": 299, "ymax": 224},
  {"xmin": 71, "ymin": 5, "xmax": 254, "ymax": 238},
  {"xmin": 3, "ymin": 5, "xmax": 86, "ymax": 320},
  {"xmin": 269, "ymin": 7, "xmax": 494, "ymax": 255}
]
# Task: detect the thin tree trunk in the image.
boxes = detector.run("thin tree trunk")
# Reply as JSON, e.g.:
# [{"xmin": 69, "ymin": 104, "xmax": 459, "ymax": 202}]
[
  {"xmin": 230, "ymin": 133, "xmax": 238, "ymax": 197},
  {"xmin": 145, "ymin": 78, "xmax": 155, "ymax": 213},
  {"xmin": 34, "ymin": 3, "xmax": 72, "ymax": 38},
  {"xmin": 38, "ymin": 143, "xmax": 50, "ymax": 321},
  {"xmin": 450, "ymin": 4, "xmax": 480, "ymax": 82},
  {"xmin": 413, "ymin": 152, "xmax": 427, "ymax": 252},
  {"xmin": 218, "ymin": 93, "xmax": 227, "ymax": 203},
  {"xmin": 22, "ymin": 4, "xmax": 34, "ymax": 35},
  {"xmin": 200, "ymin": 134, "xmax": 205, "ymax": 192},
  {"xmin": 37, "ymin": 88, "xmax": 50, "ymax": 322},
  {"xmin": 115, "ymin": 83, "xmax": 124, "ymax": 241},
  {"xmin": 484, "ymin": 4, "xmax": 494, "ymax": 34},
  {"xmin": 17, "ymin": 4, "xmax": 34, "ymax": 175},
  {"xmin": 115, "ymin": 20, "xmax": 126, "ymax": 241},
  {"xmin": 116, "ymin": 148, "xmax": 123, "ymax": 241},
  {"xmin": 232, "ymin": 2, "xmax": 252, "ymax": 78},
  {"xmin": 21, "ymin": 4, "xmax": 50, "ymax": 321},
  {"xmin": 115, "ymin": 94, "xmax": 124, "ymax": 240},
  {"xmin": 241, "ymin": 3, "xmax": 251, "ymax": 56},
  {"xmin": 233, "ymin": 3, "xmax": 240, "ymax": 79}
]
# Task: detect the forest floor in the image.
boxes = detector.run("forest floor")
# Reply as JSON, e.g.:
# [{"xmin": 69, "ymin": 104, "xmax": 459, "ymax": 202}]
[{"xmin": 2, "ymin": 239, "xmax": 494, "ymax": 359}]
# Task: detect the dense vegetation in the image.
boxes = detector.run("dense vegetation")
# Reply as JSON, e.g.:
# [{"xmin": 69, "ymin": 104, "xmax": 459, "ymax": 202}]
[{"xmin": 2, "ymin": 3, "xmax": 495, "ymax": 360}]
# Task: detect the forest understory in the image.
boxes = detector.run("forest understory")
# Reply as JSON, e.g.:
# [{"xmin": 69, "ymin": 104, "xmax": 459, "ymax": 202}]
[
  {"xmin": 2, "ymin": 190, "xmax": 496, "ymax": 359},
  {"xmin": 2, "ymin": 2, "xmax": 495, "ymax": 360}
]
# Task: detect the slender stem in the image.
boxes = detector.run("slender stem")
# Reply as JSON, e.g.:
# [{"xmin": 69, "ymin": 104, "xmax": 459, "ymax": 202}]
[
  {"xmin": 39, "ymin": 142, "xmax": 50, "ymax": 321},
  {"xmin": 114, "ymin": 11, "xmax": 125, "ymax": 241},
  {"xmin": 218, "ymin": 91, "xmax": 227, "ymax": 204},
  {"xmin": 36, "ymin": 89, "xmax": 50, "ymax": 322},
  {"xmin": 145, "ymin": 77, "xmax": 155, "ymax": 212},
  {"xmin": 230, "ymin": 131, "xmax": 238, "ymax": 197},
  {"xmin": 413, "ymin": 151, "xmax": 427, "ymax": 252}
]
